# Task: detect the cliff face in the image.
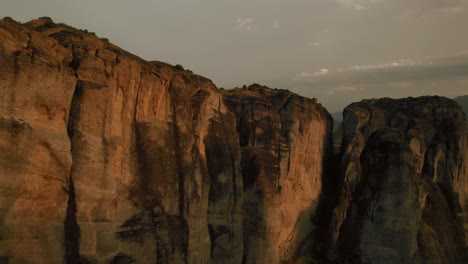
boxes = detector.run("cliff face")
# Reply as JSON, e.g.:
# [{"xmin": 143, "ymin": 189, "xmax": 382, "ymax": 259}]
[
  {"xmin": 221, "ymin": 88, "xmax": 332, "ymax": 263},
  {"xmin": 1, "ymin": 17, "xmax": 468, "ymax": 264},
  {"xmin": 0, "ymin": 18, "xmax": 243, "ymax": 264},
  {"xmin": 331, "ymin": 97, "xmax": 468, "ymax": 263},
  {"xmin": 0, "ymin": 18, "xmax": 76, "ymax": 264},
  {"xmin": 0, "ymin": 18, "xmax": 333, "ymax": 264}
]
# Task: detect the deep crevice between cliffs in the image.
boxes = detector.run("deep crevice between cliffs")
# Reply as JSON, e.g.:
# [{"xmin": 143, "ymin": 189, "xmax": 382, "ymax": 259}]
[
  {"xmin": 167, "ymin": 77, "xmax": 186, "ymax": 218},
  {"xmin": 64, "ymin": 79, "xmax": 83, "ymax": 264},
  {"xmin": 64, "ymin": 176, "xmax": 80, "ymax": 264}
]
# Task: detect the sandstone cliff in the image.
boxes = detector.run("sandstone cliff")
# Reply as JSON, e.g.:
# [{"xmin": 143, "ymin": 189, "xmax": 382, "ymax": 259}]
[
  {"xmin": 1, "ymin": 17, "xmax": 467, "ymax": 264},
  {"xmin": 0, "ymin": 18, "xmax": 333, "ymax": 264},
  {"xmin": 0, "ymin": 17, "xmax": 243, "ymax": 264},
  {"xmin": 221, "ymin": 86, "xmax": 332, "ymax": 263}
]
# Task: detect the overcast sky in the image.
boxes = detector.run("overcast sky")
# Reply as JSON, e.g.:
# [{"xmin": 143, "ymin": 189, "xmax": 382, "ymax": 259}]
[{"xmin": 2, "ymin": 0, "xmax": 468, "ymax": 112}]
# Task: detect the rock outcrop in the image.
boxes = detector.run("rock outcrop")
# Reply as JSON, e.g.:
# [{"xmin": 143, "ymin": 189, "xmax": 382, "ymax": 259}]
[
  {"xmin": 0, "ymin": 17, "xmax": 243, "ymax": 264},
  {"xmin": 331, "ymin": 97, "xmax": 468, "ymax": 263},
  {"xmin": 221, "ymin": 86, "xmax": 332, "ymax": 263},
  {"xmin": 1, "ymin": 17, "xmax": 467, "ymax": 264}
]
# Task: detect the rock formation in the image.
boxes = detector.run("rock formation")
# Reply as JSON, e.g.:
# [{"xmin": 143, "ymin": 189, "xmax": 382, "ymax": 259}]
[
  {"xmin": 0, "ymin": 17, "xmax": 243, "ymax": 264},
  {"xmin": 221, "ymin": 86, "xmax": 332, "ymax": 263},
  {"xmin": 0, "ymin": 17, "xmax": 467, "ymax": 264},
  {"xmin": 331, "ymin": 97, "xmax": 468, "ymax": 263}
]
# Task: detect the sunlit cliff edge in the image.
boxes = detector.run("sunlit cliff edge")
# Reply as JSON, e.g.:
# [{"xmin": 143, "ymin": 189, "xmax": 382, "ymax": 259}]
[{"xmin": 0, "ymin": 17, "xmax": 467, "ymax": 264}]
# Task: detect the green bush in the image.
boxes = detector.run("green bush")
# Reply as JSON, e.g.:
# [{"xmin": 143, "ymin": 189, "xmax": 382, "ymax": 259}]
[
  {"xmin": 3, "ymin": 17, "xmax": 17, "ymax": 23},
  {"xmin": 38, "ymin": 16, "xmax": 53, "ymax": 21},
  {"xmin": 44, "ymin": 21, "xmax": 57, "ymax": 28}
]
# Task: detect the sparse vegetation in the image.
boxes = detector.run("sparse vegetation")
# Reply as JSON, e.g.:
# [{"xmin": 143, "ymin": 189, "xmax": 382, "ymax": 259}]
[
  {"xmin": 38, "ymin": 16, "xmax": 53, "ymax": 21},
  {"xmin": 25, "ymin": 20, "xmax": 58, "ymax": 32},
  {"xmin": 3, "ymin": 16, "xmax": 17, "ymax": 23},
  {"xmin": 57, "ymin": 22, "xmax": 73, "ymax": 29},
  {"xmin": 235, "ymin": 83, "xmax": 291, "ymax": 94},
  {"xmin": 44, "ymin": 21, "xmax": 57, "ymax": 28},
  {"xmin": 113, "ymin": 48, "xmax": 124, "ymax": 55},
  {"xmin": 80, "ymin": 29, "xmax": 97, "ymax": 36},
  {"xmin": 248, "ymin": 83, "xmax": 262, "ymax": 90}
]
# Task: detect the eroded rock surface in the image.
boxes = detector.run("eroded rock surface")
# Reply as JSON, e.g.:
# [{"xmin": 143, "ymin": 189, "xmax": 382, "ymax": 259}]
[
  {"xmin": 222, "ymin": 87, "xmax": 333, "ymax": 263},
  {"xmin": 331, "ymin": 97, "xmax": 468, "ymax": 263},
  {"xmin": 0, "ymin": 18, "xmax": 242, "ymax": 264},
  {"xmin": 1, "ymin": 17, "xmax": 467, "ymax": 264}
]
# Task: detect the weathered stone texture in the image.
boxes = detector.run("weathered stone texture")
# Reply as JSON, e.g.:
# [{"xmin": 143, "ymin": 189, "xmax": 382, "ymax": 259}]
[
  {"xmin": 222, "ymin": 88, "xmax": 333, "ymax": 263},
  {"xmin": 1, "ymin": 17, "xmax": 467, "ymax": 264},
  {"xmin": 0, "ymin": 18, "xmax": 242, "ymax": 264},
  {"xmin": 331, "ymin": 97, "xmax": 468, "ymax": 264}
]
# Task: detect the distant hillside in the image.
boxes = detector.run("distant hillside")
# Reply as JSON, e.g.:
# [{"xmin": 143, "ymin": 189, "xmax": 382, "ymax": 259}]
[{"xmin": 453, "ymin": 95, "xmax": 468, "ymax": 119}]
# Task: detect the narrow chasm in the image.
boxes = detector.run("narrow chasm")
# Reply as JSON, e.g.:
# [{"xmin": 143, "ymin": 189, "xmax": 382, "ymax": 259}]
[
  {"xmin": 64, "ymin": 81, "xmax": 84, "ymax": 264},
  {"xmin": 64, "ymin": 176, "xmax": 80, "ymax": 264}
]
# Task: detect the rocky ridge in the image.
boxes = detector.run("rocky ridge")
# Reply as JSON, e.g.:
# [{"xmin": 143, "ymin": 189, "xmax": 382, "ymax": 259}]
[{"xmin": 0, "ymin": 17, "xmax": 467, "ymax": 264}]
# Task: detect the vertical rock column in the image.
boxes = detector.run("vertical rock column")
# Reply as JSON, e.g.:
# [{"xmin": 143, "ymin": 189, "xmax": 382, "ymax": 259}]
[
  {"xmin": 332, "ymin": 97, "xmax": 468, "ymax": 263},
  {"xmin": 222, "ymin": 88, "xmax": 333, "ymax": 263}
]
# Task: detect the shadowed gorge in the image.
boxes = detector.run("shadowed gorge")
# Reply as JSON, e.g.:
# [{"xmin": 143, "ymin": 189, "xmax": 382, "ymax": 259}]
[{"xmin": 0, "ymin": 18, "xmax": 467, "ymax": 264}]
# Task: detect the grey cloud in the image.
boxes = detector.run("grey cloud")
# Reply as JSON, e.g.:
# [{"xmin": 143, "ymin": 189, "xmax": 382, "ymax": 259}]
[
  {"xmin": 272, "ymin": 20, "xmax": 279, "ymax": 29},
  {"xmin": 398, "ymin": 0, "xmax": 467, "ymax": 17},
  {"xmin": 307, "ymin": 42, "xmax": 321, "ymax": 47},
  {"xmin": 327, "ymin": 86, "xmax": 365, "ymax": 95},
  {"xmin": 334, "ymin": 0, "xmax": 383, "ymax": 11},
  {"xmin": 295, "ymin": 54, "xmax": 468, "ymax": 83},
  {"xmin": 235, "ymin": 18, "xmax": 257, "ymax": 31}
]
